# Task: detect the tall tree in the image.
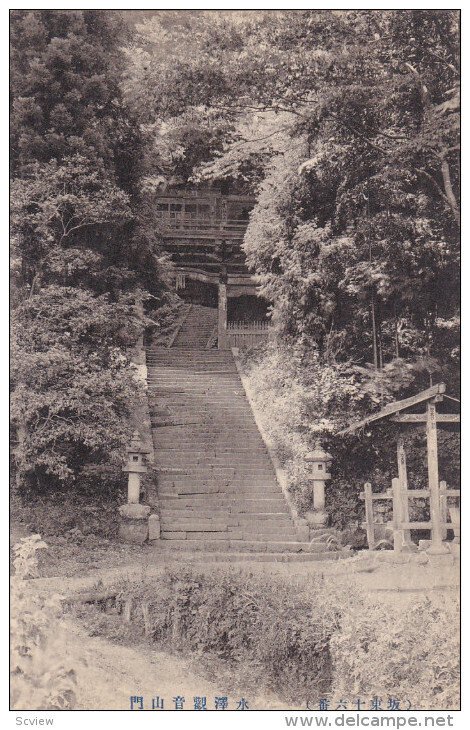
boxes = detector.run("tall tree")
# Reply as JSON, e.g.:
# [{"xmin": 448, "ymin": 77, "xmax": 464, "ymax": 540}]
[{"xmin": 10, "ymin": 10, "xmax": 169, "ymax": 492}]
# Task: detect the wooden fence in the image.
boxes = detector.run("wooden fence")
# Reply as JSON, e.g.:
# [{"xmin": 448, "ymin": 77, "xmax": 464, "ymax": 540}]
[
  {"xmin": 360, "ymin": 478, "xmax": 460, "ymax": 551},
  {"xmin": 227, "ymin": 321, "xmax": 270, "ymax": 349}
]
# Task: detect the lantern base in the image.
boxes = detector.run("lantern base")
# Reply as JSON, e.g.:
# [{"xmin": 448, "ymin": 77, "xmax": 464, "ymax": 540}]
[
  {"xmin": 118, "ymin": 503, "xmax": 150, "ymax": 544},
  {"xmin": 305, "ymin": 509, "xmax": 328, "ymax": 527}
]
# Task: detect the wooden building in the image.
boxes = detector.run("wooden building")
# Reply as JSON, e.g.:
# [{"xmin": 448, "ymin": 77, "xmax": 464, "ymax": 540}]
[{"xmin": 155, "ymin": 188, "xmax": 268, "ymax": 348}]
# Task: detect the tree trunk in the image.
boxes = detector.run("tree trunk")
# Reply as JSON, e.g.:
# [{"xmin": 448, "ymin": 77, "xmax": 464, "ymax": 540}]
[
  {"xmin": 371, "ymin": 290, "xmax": 379, "ymax": 370},
  {"xmin": 441, "ymin": 158, "xmax": 460, "ymax": 227}
]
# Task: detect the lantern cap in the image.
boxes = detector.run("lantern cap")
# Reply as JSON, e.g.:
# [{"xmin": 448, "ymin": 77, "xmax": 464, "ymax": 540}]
[
  {"xmin": 305, "ymin": 439, "xmax": 332, "ymax": 462},
  {"xmin": 126, "ymin": 430, "xmax": 151, "ymax": 454}
]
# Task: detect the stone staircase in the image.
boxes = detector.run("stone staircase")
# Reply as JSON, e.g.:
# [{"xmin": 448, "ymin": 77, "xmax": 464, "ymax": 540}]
[
  {"xmin": 171, "ymin": 304, "xmax": 217, "ymax": 349},
  {"xmin": 146, "ymin": 312, "xmax": 346, "ymax": 561}
]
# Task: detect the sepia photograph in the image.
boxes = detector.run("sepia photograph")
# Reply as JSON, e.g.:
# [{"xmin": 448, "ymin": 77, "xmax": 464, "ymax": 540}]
[{"xmin": 9, "ymin": 6, "xmax": 461, "ymax": 717}]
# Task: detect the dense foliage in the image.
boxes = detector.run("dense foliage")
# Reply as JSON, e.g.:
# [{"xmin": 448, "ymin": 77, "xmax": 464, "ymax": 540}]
[
  {"xmin": 10, "ymin": 10, "xmax": 170, "ymax": 494},
  {"xmin": 127, "ymin": 9, "xmax": 459, "ymax": 386}
]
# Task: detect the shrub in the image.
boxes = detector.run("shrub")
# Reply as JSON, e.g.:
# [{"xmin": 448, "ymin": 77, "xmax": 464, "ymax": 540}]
[
  {"xmin": 11, "ymin": 286, "xmax": 142, "ymax": 493},
  {"xmin": 241, "ymin": 342, "xmax": 371, "ymax": 531},
  {"xmin": 10, "ymin": 535, "xmax": 78, "ymax": 710},
  {"xmin": 331, "ymin": 591, "xmax": 460, "ymax": 710},
  {"xmin": 83, "ymin": 569, "xmax": 341, "ymax": 702}
]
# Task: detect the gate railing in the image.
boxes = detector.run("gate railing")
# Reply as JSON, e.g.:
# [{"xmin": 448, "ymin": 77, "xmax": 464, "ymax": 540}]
[{"xmin": 227, "ymin": 321, "xmax": 270, "ymax": 348}]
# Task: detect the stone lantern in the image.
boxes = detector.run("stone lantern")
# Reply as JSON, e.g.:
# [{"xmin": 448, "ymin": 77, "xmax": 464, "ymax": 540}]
[
  {"xmin": 118, "ymin": 431, "xmax": 151, "ymax": 543},
  {"xmin": 305, "ymin": 440, "xmax": 332, "ymax": 527},
  {"xmin": 123, "ymin": 430, "xmax": 149, "ymax": 503}
]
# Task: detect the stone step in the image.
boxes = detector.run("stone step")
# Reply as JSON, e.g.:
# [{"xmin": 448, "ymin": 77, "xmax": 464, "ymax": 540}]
[
  {"xmin": 157, "ymin": 538, "xmax": 329, "ymax": 553},
  {"xmin": 159, "ymin": 509, "xmax": 293, "ymax": 522},
  {"xmin": 147, "ymin": 357, "xmax": 233, "ymax": 363},
  {"xmin": 154, "ymin": 464, "xmax": 274, "ymax": 471},
  {"xmin": 156, "ymin": 473, "xmax": 278, "ymax": 481},
  {"xmin": 161, "ymin": 521, "xmax": 296, "ymax": 532},
  {"xmin": 157, "ymin": 470, "xmax": 277, "ymax": 474},
  {"xmin": 158, "ymin": 487, "xmax": 282, "ymax": 496},
  {"xmin": 150, "ymin": 550, "xmax": 347, "ymax": 563},
  {"xmin": 158, "ymin": 493, "xmax": 287, "ymax": 503},
  {"xmin": 161, "ymin": 521, "xmax": 230, "ymax": 532},
  {"xmin": 161, "ymin": 526, "xmax": 300, "ymax": 540},
  {"xmin": 157, "ymin": 464, "xmax": 274, "ymax": 470},
  {"xmin": 147, "ymin": 350, "xmax": 229, "ymax": 357},
  {"xmin": 150, "ymin": 410, "xmax": 257, "ymax": 417},
  {"xmin": 154, "ymin": 446, "xmax": 273, "ymax": 454},
  {"xmin": 151, "ymin": 420, "xmax": 260, "ymax": 427},
  {"xmin": 147, "ymin": 367, "xmax": 237, "ymax": 373},
  {"xmin": 159, "ymin": 492, "xmax": 282, "ymax": 501},
  {"xmin": 157, "ymin": 476, "xmax": 279, "ymax": 484},
  {"xmin": 153, "ymin": 445, "xmax": 270, "ymax": 452},
  {"xmin": 159, "ymin": 492, "xmax": 284, "ymax": 501},
  {"xmin": 161, "ymin": 524, "xmax": 302, "ymax": 535},
  {"xmin": 144, "ymin": 339, "xmax": 342, "ymax": 559},
  {"xmin": 159, "ymin": 500, "xmax": 289, "ymax": 511},
  {"xmin": 155, "ymin": 463, "xmax": 275, "ymax": 470}
]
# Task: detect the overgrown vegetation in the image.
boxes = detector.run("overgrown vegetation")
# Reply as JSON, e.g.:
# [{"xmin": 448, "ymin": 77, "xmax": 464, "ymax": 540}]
[
  {"xmin": 11, "ymin": 535, "xmax": 78, "ymax": 710},
  {"xmin": 74, "ymin": 567, "xmax": 460, "ymax": 710},
  {"xmin": 240, "ymin": 342, "xmax": 459, "ymax": 532}
]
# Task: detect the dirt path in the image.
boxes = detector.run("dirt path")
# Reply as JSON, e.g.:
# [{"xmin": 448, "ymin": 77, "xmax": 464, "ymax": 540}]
[{"xmin": 66, "ymin": 621, "xmax": 288, "ymax": 711}]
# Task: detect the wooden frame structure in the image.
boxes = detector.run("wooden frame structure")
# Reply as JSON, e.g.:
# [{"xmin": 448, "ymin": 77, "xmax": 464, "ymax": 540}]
[
  {"xmin": 339, "ymin": 383, "xmax": 460, "ymax": 554},
  {"xmin": 360, "ymin": 478, "xmax": 460, "ymax": 552}
]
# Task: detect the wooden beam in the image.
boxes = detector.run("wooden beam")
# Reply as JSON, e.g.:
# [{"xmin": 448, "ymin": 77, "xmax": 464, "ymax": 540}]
[
  {"xmin": 397, "ymin": 438, "xmax": 412, "ymax": 546},
  {"xmin": 406, "ymin": 489, "xmax": 430, "ymax": 498},
  {"xmin": 440, "ymin": 480, "xmax": 448, "ymax": 540},
  {"xmin": 401, "ymin": 521, "xmax": 440, "ymax": 530},
  {"xmin": 391, "ymin": 413, "xmax": 460, "ymax": 423},
  {"xmin": 359, "ymin": 492, "xmax": 393, "ymax": 501},
  {"xmin": 426, "ymin": 401, "xmax": 447, "ymax": 554},
  {"xmin": 363, "ymin": 482, "xmax": 376, "ymax": 549},
  {"xmin": 440, "ymin": 489, "xmax": 461, "ymax": 497},
  {"xmin": 337, "ymin": 383, "xmax": 446, "ymax": 435},
  {"xmin": 392, "ymin": 477, "xmax": 404, "ymax": 552},
  {"xmin": 361, "ymin": 487, "xmax": 460, "ymax": 499}
]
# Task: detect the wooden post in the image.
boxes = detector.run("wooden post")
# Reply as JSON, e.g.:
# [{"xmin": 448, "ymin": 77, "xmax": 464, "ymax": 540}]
[
  {"xmin": 392, "ymin": 477, "xmax": 404, "ymax": 552},
  {"xmin": 449, "ymin": 506, "xmax": 460, "ymax": 544},
  {"xmin": 123, "ymin": 598, "xmax": 132, "ymax": 623},
  {"xmin": 426, "ymin": 400, "xmax": 447, "ymax": 554},
  {"xmin": 218, "ymin": 281, "xmax": 229, "ymax": 350},
  {"xmin": 397, "ymin": 438, "xmax": 413, "ymax": 547},
  {"xmin": 364, "ymin": 482, "xmax": 375, "ymax": 550},
  {"xmin": 142, "ymin": 602, "xmax": 151, "ymax": 637},
  {"xmin": 439, "ymin": 480, "xmax": 448, "ymax": 541}
]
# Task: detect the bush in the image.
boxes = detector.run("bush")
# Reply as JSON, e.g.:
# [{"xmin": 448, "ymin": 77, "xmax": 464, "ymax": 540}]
[
  {"xmin": 11, "ymin": 286, "xmax": 142, "ymax": 493},
  {"xmin": 11, "ymin": 488, "xmax": 124, "ymax": 542},
  {"xmin": 241, "ymin": 342, "xmax": 371, "ymax": 531},
  {"xmin": 10, "ymin": 535, "xmax": 78, "ymax": 710},
  {"xmin": 331, "ymin": 591, "xmax": 460, "ymax": 710}
]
